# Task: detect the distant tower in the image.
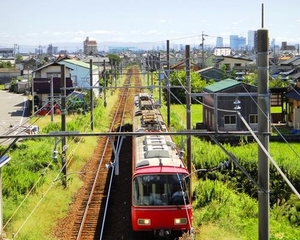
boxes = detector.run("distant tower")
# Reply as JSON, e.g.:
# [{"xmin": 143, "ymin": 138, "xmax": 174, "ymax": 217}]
[
  {"xmin": 47, "ymin": 44, "xmax": 53, "ymax": 55},
  {"xmin": 83, "ymin": 37, "xmax": 98, "ymax": 55},
  {"xmin": 271, "ymin": 38, "xmax": 276, "ymax": 52},
  {"xmin": 216, "ymin": 37, "xmax": 223, "ymax": 47},
  {"xmin": 248, "ymin": 30, "xmax": 256, "ymax": 51},
  {"xmin": 230, "ymin": 35, "xmax": 239, "ymax": 50}
]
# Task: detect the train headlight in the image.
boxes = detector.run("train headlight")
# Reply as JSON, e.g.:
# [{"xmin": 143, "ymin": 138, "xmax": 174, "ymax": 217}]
[
  {"xmin": 174, "ymin": 218, "xmax": 187, "ymax": 225},
  {"xmin": 138, "ymin": 218, "xmax": 151, "ymax": 225}
]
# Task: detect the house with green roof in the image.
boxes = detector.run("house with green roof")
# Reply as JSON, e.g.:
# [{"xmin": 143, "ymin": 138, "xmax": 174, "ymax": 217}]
[
  {"xmin": 203, "ymin": 79, "xmax": 258, "ymax": 132},
  {"xmin": 58, "ymin": 59, "xmax": 100, "ymax": 97}
]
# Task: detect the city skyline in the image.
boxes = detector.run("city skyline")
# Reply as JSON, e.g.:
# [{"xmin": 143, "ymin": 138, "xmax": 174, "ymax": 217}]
[{"xmin": 1, "ymin": 0, "xmax": 300, "ymax": 52}]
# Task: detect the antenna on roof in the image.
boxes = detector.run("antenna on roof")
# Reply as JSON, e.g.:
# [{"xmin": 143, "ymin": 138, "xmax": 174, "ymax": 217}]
[{"xmin": 261, "ymin": 3, "xmax": 264, "ymax": 28}]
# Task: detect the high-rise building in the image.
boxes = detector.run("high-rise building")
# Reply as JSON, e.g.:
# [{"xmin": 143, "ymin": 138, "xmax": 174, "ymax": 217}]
[
  {"xmin": 216, "ymin": 37, "xmax": 223, "ymax": 47},
  {"xmin": 83, "ymin": 37, "xmax": 98, "ymax": 55},
  {"xmin": 230, "ymin": 35, "xmax": 246, "ymax": 51},
  {"xmin": 247, "ymin": 30, "xmax": 255, "ymax": 50},
  {"xmin": 230, "ymin": 35, "xmax": 239, "ymax": 50}
]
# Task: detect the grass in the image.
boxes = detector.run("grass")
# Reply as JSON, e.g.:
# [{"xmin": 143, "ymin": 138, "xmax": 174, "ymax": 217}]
[
  {"xmin": 160, "ymin": 104, "xmax": 203, "ymax": 127},
  {"xmin": 3, "ymin": 75, "xmax": 127, "ymax": 239}
]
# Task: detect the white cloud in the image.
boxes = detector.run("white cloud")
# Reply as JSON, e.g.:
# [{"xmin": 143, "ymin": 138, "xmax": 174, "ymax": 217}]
[{"xmin": 159, "ymin": 19, "xmax": 167, "ymax": 23}]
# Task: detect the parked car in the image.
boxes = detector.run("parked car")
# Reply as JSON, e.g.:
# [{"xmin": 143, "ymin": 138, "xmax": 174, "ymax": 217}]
[{"xmin": 37, "ymin": 103, "xmax": 60, "ymax": 116}]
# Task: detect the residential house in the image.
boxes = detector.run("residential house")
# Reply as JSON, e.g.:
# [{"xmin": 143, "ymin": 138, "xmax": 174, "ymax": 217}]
[
  {"xmin": 82, "ymin": 56, "xmax": 110, "ymax": 73},
  {"xmin": 15, "ymin": 57, "xmax": 42, "ymax": 78},
  {"xmin": 170, "ymin": 60, "xmax": 200, "ymax": 71},
  {"xmin": 276, "ymin": 56, "xmax": 300, "ymax": 82},
  {"xmin": 33, "ymin": 62, "xmax": 73, "ymax": 107},
  {"xmin": 33, "ymin": 77, "xmax": 73, "ymax": 108},
  {"xmin": 0, "ymin": 68, "xmax": 21, "ymax": 84},
  {"xmin": 0, "ymin": 57, "xmax": 15, "ymax": 65},
  {"xmin": 202, "ymin": 79, "xmax": 258, "ymax": 132},
  {"xmin": 213, "ymin": 55, "xmax": 253, "ymax": 72},
  {"xmin": 195, "ymin": 66, "xmax": 224, "ymax": 82},
  {"xmin": 285, "ymin": 82, "xmax": 300, "ymax": 129},
  {"xmin": 57, "ymin": 59, "xmax": 100, "ymax": 97}
]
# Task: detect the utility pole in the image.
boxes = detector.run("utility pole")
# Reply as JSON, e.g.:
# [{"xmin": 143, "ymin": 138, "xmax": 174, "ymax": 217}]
[
  {"xmin": 185, "ymin": 45, "xmax": 192, "ymax": 200},
  {"xmin": 31, "ymin": 74, "xmax": 35, "ymax": 116},
  {"xmin": 201, "ymin": 31, "xmax": 208, "ymax": 68},
  {"xmin": 90, "ymin": 59, "xmax": 94, "ymax": 130},
  {"xmin": 50, "ymin": 75, "xmax": 54, "ymax": 123},
  {"xmin": 60, "ymin": 65, "xmax": 67, "ymax": 187},
  {"xmin": 257, "ymin": 28, "xmax": 270, "ymax": 240},
  {"xmin": 158, "ymin": 52, "xmax": 162, "ymax": 106},
  {"xmin": 166, "ymin": 40, "xmax": 171, "ymax": 127},
  {"xmin": 103, "ymin": 60, "xmax": 107, "ymax": 107}
]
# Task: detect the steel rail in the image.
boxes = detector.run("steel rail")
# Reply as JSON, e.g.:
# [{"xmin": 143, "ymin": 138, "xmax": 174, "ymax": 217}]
[{"xmin": 99, "ymin": 78, "xmax": 130, "ymax": 239}]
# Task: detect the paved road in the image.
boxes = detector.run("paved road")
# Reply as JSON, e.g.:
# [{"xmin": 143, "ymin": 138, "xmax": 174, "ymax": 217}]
[{"xmin": 0, "ymin": 90, "xmax": 30, "ymax": 136}]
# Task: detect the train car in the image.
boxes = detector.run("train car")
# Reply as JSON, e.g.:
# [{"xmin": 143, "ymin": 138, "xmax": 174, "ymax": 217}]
[{"xmin": 131, "ymin": 92, "xmax": 193, "ymax": 238}]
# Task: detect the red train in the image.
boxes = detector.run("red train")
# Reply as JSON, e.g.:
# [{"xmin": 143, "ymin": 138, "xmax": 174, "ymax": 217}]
[{"xmin": 131, "ymin": 93, "xmax": 193, "ymax": 238}]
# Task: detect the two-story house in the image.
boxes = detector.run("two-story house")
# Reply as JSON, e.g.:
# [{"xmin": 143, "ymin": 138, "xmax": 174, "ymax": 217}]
[
  {"xmin": 202, "ymin": 79, "xmax": 258, "ymax": 132},
  {"xmin": 57, "ymin": 59, "xmax": 100, "ymax": 97},
  {"xmin": 33, "ymin": 62, "xmax": 73, "ymax": 107},
  {"xmin": 213, "ymin": 55, "xmax": 253, "ymax": 72}
]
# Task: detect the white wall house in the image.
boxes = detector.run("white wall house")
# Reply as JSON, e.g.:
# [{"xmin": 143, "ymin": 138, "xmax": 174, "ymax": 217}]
[
  {"xmin": 213, "ymin": 47, "xmax": 231, "ymax": 56},
  {"xmin": 58, "ymin": 59, "xmax": 100, "ymax": 97}
]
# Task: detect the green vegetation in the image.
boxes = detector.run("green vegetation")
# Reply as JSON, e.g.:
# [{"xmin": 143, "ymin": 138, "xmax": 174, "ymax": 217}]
[
  {"xmin": 0, "ymin": 61, "xmax": 13, "ymax": 68},
  {"xmin": 161, "ymin": 104, "xmax": 300, "ymax": 240},
  {"xmin": 1, "ymin": 66, "xmax": 299, "ymax": 239},
  {"xmin": 0, "ymin": 72, "xmax": 124, "ymax": 239}
]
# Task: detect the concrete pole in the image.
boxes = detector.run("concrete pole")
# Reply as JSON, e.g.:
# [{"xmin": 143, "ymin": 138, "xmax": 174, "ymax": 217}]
[
  {"xmin": 257, "ymin": 28, "xmax": 270, "ymax": 240},
  {"xmin": 90, "ymin": 59, "xmax": 94, "ymax": 131},
  {"xmin": 158, "ymin": 52, "xmax": 162, "ymax": 106},
  {"xmin": 103, "ymin": 60, "xmax": 107, "ymax": 108},
  {"xmin": 166, "ymin": 40, "xmax": 171, "ymax": 127},
  {"xmin": 31, "ymin": 76, "xmax": 35, "ymax": 116},
  {"xmin": 185, "ymin": 45, "xmax": 192, "ymax": 200},
  {"xmin": 60, "ymin": 65, "xmax": 67, "ymax": 187},
  {"xmin": 50, "ymin": 75, "xmax": 54, "ymax": 123}
]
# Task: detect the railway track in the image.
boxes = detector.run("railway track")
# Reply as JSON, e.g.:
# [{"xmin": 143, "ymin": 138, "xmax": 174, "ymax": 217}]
[
  {"xmin": 72, "ymin": 69, "xmax": 133, "ymax": 239},
  {"xmin": 50, "ymin": 67, "xmax": 139, "ymax": 240},
  {"xmin": 53, "ymin": 66, "xmax": 159, "ymax": 240}
]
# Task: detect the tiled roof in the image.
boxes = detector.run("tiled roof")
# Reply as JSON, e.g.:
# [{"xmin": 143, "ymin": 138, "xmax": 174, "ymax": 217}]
[
  {"xmin": 286, "ymin": 88, "xmax": 300, "ymax": 101},
  {"xmin": 59, "ymin": 59, "xmax": 98, "ymax": 70}
]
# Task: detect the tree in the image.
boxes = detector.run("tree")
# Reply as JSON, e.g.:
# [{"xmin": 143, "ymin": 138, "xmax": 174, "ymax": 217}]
[
  {"xmin": 166, "ymin": 70, "xmax": 214, "ymax": 104},
  {"xmin": 107, "ymin": 54, "xmax": 121, "ymax": 67},
  {"xmin": 15, "ymin": 54, "xmax": 23, "ymax": 62},
  {"xmin": 0, "ymin": 61, "xmax": 12, "ymax": 68}
]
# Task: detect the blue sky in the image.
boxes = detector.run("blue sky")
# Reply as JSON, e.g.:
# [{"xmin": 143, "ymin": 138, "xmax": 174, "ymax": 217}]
[{"xmin": 1, "ymin": 0, "xmax": 300, "ymax": 51}]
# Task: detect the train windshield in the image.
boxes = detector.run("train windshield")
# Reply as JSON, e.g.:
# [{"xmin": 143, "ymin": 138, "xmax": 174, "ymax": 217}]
[{"xmin": 132, "ymin": 174, "xmax": 190, "ymax": 206}]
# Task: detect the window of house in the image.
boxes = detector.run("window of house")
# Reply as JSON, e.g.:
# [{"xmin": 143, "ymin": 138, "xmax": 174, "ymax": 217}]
[
  {"xmin": 224, "ymin": 115, "xmax": 236, "ymax": 124},
  {"xmin": 46, "ymin": 72, "xmax": 60, "ymax": 78},
  {"xmin": 270, "ymin": 93, "xmax": 282, "ymax": 106},
  {"xmin": 249, "ymin": 114, "xmax": 258, "ymax": 124}
]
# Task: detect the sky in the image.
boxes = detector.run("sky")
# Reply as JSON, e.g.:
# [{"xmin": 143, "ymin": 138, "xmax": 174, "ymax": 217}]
[{"xmin": 1, "ymin": 0, "xmax": 300, "ymax": 52}]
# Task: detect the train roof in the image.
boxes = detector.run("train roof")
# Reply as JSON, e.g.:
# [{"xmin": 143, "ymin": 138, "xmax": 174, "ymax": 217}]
[
  {"xmin": 133, "ymin": 92, "xmax": 188, "ymax": 173},
  {"xmin": 133, "ymin": 165, "xmax": 189, "ymax": 176},
  {"xmin": 134, "ymin": 134, "xmax": 185, "ymax": 169}
]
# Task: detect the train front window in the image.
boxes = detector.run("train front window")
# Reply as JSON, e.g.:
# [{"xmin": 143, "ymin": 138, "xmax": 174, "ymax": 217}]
[{"xmin": 132, "ymin": 174, "xmax": 190, "ymax": 206}]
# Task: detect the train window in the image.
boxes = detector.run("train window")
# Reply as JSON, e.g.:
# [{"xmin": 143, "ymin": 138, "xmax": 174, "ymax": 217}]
[{"xmin": 132, "ymin": 174, "xmax": 190, "ymax": 206}]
